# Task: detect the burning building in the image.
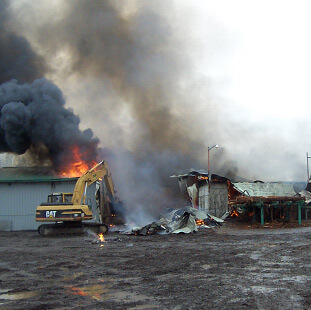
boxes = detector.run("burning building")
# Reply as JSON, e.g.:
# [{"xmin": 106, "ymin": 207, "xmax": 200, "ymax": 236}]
[
  {"xmin": 171, "ymin": 171, "xmax": 230, "ymax": 218},
  {"xmin": 172, "ymin": 170, "xmax": 307, "ymax": 226}
]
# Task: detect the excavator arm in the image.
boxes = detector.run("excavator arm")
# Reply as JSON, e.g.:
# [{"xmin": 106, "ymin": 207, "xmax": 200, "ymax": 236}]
[{"xmin": 72, "ymin": 160, "xmax": 112, "ymax": 205}]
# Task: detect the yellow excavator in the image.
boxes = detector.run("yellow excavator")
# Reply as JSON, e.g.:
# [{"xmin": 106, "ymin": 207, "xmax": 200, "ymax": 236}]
[{"xmin": 36, "ymin": 160, "xmax": 124, "ymax": 235}]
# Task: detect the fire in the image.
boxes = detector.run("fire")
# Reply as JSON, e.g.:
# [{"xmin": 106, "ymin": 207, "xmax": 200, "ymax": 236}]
[
  {"xmin": 231, "ymin": 209, "xmax": 239, "ymax": 217},
  {"xmin": 69, "ymin": 287, "xmax": 88, "ymax": 297},
  {"xmin": 60, "ymin": 146, "xmax": 96, "ymax": 177},
  {"xmin": 66, "ymin": 285, "xmax": 106, "ymax": 300},
  {"xmin": 98, "ymin": 233, "xmax": 105, "ymax": 242},
  {"xmin": 196, "ymin": 219, "xmax": 205, "ymax": 226}
]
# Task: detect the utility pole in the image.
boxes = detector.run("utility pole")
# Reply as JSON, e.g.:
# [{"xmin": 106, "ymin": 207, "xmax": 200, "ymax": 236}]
[
  {"xmin": 307, "ymin": 152, "xmax": 311, "ymax": 181},
  {"xmin": 207, "ymin": 144, "xmax": 219, "ymax": 214}
]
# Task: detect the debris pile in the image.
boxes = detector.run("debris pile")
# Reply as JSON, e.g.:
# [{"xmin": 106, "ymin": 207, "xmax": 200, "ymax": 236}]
[{"xmin": 127, "ymin": 207, "xmax": 223, "ymax": 235}]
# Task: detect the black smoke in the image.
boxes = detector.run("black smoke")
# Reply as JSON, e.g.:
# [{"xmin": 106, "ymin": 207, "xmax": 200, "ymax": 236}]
[
  {"xmin": 14, "ymin": 1, "xmax": 217, "ymax": 160},
  {"xmin": 0, "ymin": 78, "xmax": 99, "ymax": 172},
  {"xmin": 1, "ymin": 1, "xmax": 232, "ymax": 222},
  {"xmin": 0, "ymin": 0, "xmax": 99, "ymax": 172}
]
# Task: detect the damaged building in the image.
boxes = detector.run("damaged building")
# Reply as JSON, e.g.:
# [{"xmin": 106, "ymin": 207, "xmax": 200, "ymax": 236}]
[
  {"xmin": 171, "ymin": 171, "xmax": 230, "ymax": 218},
  {"xmin": 229, "ymin": 181, "xmax": 306, "ymax": 226},
  {"xmin": 172, "ymin": 170, "xmax": 307, "ymax": 226}
]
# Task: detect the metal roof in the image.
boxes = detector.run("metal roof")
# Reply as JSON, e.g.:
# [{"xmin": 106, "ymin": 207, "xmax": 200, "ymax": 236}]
[
  {"xmin": 170, "ymin": 170, "xmax": 209, "ymax": 179},
  {"xmin": 232, "ymin": 182, "xmax": 297, "ymax": 197},
  {"xmin": 0, "ymin": 167, "xmax": 78, "ymax": 183}
]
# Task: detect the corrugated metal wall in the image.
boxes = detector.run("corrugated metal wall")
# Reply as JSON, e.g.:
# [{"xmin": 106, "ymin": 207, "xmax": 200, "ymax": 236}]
[
  {"xmin": 199, "ymin": 184, "xmax": 209, "ymax": 212},
  {"xmin": 0, "ymin": 180, "xmax": 77, "ymax": 231},
  {"xmin": 199, "ymin": 183, "xmax": 228, "ymax": 217}
]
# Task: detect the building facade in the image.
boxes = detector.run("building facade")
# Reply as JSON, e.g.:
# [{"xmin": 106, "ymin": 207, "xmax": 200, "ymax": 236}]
[
  {"xmin": 0, "ymin": 167, "xmax": 79, "ymax": 231},
  {"xmin": 172, "ymin": 171, "xmax": 229, "ymax": 218}
]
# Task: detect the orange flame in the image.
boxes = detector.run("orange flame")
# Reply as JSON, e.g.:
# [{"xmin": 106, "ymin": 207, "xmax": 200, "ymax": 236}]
[
  {"xmin": 60, "ymin": 146, "xmax": 96, "ymax": 177},
  {"xmin": 231, "ymin": 210, "xmax": 239, "ymax": 217},
  {"xmin": 196, "ymin": 219, "xmax": 205, "ymax": 226},
  {"xmin": 69, "ymin": 287, "xmax": 88, "ymax": 297},
  {"xmin": 98, "ymin": 233, "xmax": 105, "ymax": 242}
]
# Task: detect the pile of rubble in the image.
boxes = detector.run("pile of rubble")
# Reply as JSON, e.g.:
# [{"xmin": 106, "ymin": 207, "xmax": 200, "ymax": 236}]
[{"xmin": 125, "ymin": 207, "xmax": 224, "ymax": 235}]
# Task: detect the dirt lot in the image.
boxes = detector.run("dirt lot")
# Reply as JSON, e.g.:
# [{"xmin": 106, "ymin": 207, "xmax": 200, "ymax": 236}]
[{"xmin": 1, "ymin": 220, "xmax": 311, "ymax": 310}]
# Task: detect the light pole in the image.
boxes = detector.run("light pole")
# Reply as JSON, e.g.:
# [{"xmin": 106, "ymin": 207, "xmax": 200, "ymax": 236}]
[
  {"xmin": 207, "ymin": 144, "xmax": 219, "ymax": 215},
  {"xmin": 208, "ymin": 144, "xmax": 219, "ymax": 183},
  {"xmin": 307, "ymin": 152, "xmax": 311, "ymax": 181}
]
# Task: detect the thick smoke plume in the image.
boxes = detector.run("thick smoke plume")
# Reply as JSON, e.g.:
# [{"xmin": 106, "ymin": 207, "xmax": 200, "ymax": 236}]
[
  {"xmin": 10, "ymin": 1, "xmax": 220, "ymax": 158},
  {"xmin": 0, "ymin": 78, "xmax": 99, "ymax": 173},
  {"xmin": 3, "ymin": 0, "xmax": 296, "ymax": 224},
  {"xmin": 0, "ymin": 1, "xmax": 99, "ymax": 173}
]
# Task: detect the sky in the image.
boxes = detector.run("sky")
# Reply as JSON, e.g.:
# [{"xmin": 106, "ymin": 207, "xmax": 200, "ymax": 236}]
[
  {"xmin": 197, "ymin": 1, "xmax": 311, "ymax": 120},
  {"xmin": 186, "ymin": 0, "xmax": 311, "ymax": 181},
  {"xmin": 1, "ymin": 0, "xmax": 311, "ymax": 184}
]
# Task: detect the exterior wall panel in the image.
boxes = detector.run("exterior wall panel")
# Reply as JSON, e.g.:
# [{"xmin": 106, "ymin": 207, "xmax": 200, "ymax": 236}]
[
  {"xmin": 0, "ymin": 181, "xmax": 76, "ymax": 231},
  {"xmin": 199, "ymin": 184, "xmax": 209, "ymax": 212},
  {"xmin": 199, "ymin": 183, "xmax": 228, "ymax": 218}
]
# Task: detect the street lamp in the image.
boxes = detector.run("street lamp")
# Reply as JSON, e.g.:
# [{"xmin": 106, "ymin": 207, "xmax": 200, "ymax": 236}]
[
  {"xmin": 207, "ymin": 144, "xmax": 219, "ymax": 215},
  {"xmin": 208, "ymin": 144, "xmax": 219, "ymax": 182}
]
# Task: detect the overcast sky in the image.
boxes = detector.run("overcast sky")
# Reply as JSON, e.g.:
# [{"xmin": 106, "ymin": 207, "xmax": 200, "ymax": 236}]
[{"xmin": 186, "ymin": 0, "xmax": 311, "ymax": 181}]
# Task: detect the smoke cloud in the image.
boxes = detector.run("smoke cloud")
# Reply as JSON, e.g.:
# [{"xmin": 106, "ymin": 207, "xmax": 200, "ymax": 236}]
[
  {"xmin": 0, "ymin": 78, "xmax": 99, "ymax": 172},
  {"xmin": 0, "ymin": 0, "xmax": 46, "ymax": 84},
  {"xmin": 0, "ymin": 0, "xmax": 246, "ymax": 223},
  {"xmin": 1, "ymin": 0, "xmax": 306, "ymax": 224}
]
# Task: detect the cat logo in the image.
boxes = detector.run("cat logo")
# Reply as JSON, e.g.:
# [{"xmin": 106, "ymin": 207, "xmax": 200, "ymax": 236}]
[{"xmin": 46, "ymin": 211, "xmax": 56, "ymax": 218}]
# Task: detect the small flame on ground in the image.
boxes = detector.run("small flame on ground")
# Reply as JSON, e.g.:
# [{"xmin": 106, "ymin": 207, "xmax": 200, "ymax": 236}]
[
  {"xmin": 98, "ymin": 233, "xmax": 105, "ymax": 243},
  {"xmin": 69, "ymin": 287, "xmax": 88, "ymax": 297},
  {"xmin": 66, "ymin": 285, "xmax": 106, "ymax": 300}
]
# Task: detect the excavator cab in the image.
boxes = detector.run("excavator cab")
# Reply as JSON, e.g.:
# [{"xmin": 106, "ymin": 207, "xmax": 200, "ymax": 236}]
[{"xmin": 47, "ymin": 193, "xmax": 73, "ymax": 203}]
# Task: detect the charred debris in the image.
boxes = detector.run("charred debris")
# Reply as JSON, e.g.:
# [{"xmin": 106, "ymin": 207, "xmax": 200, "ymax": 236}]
[
  {"xmin": 122, "ymin": 170, "xmax": 310, "ymax": 236},
  {"xmin": 167, "ymin": 170, "xmax": 309, "ymax": 229},
  {"xmin": 127, "ymin": 207, "xmax": 224, "ymax": 236}
]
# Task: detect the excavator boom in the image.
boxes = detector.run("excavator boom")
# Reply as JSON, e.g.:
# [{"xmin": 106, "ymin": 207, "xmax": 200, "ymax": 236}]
[{"xmin": 71, "ymin": 160, "xmax": 112, "ymax": 205}]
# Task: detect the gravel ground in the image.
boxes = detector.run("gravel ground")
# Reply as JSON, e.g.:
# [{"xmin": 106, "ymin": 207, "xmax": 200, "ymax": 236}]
[{"xmin": 0, "ymin": 221, "xmax": 311, "ymax": 309}]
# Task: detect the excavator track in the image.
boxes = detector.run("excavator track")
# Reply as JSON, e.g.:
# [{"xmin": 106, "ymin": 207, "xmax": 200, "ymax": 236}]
[{"xmin": 38, "ymin": 222, "xmax": 108, "ymax": 236}]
